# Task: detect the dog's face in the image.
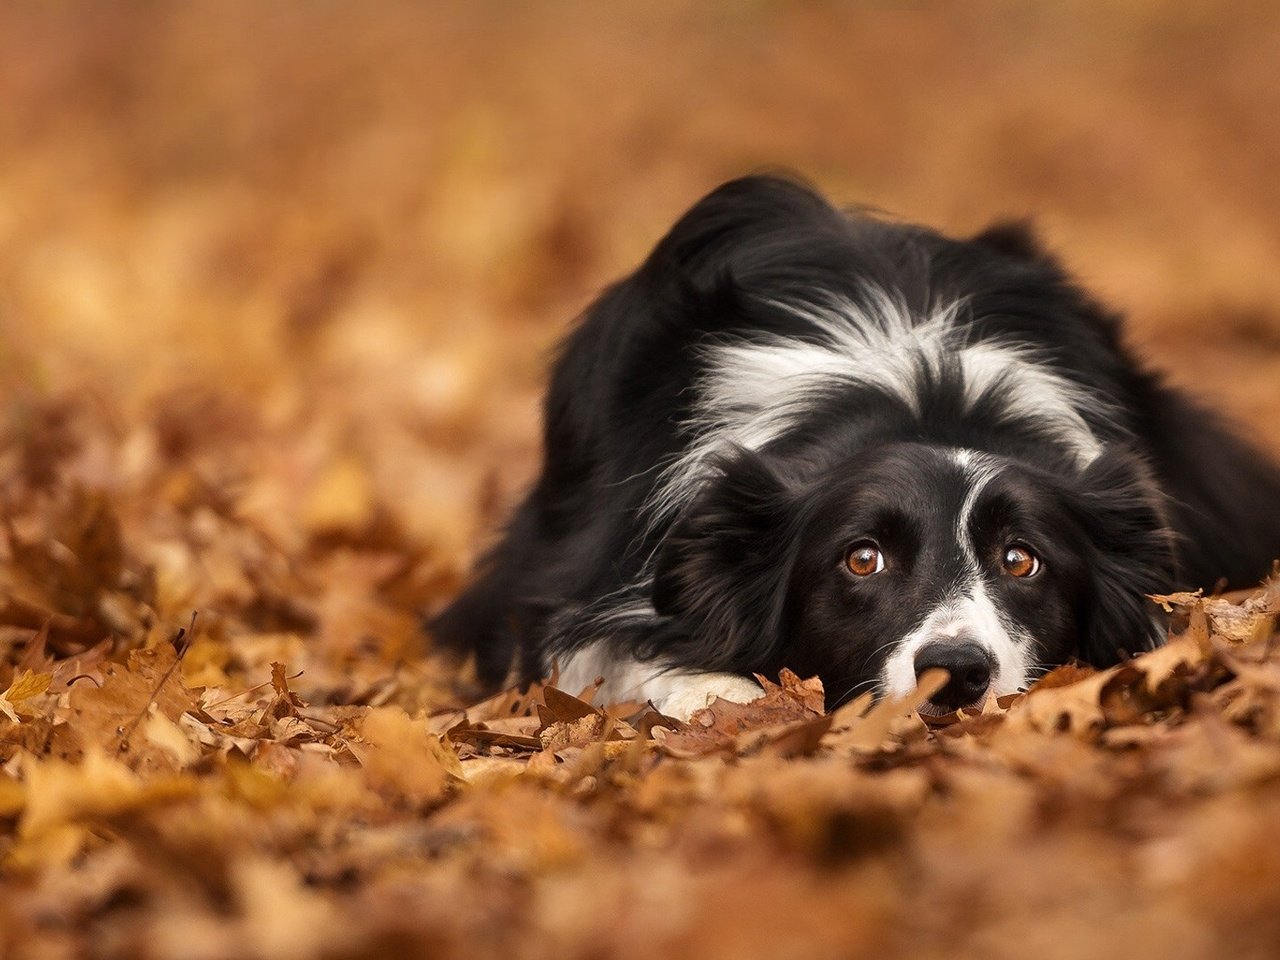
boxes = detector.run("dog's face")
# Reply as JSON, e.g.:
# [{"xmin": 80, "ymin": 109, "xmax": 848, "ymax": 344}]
[
  {"xmin": 789, "ymin": 445, "xmax": 1092, "ymax": 712},
  {"xmin": 653, "ymin": 441, "xmax": 1176, "ymax": 713}
]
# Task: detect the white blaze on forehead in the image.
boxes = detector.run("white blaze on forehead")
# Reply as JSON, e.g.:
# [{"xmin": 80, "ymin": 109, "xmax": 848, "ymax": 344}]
[
  {"xmin": 951, "ymin": 448, "xmax": 1000, "ymax": 566},
  {"xmin": 881, "ymin": 451, "xmax": 1034, "ymax": 700}
]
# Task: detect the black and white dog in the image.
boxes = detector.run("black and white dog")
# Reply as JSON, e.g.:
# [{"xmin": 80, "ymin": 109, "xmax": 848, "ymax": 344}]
[{"xmin": 436, "ymin": 175, "xmax": 1280, "ymax": 718}]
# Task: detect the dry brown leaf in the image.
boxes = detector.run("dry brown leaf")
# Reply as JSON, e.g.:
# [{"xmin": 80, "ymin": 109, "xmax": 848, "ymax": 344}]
[
  {"xmin": 536, "ymin": 685, "xmax": 601, "ymax": 731},
  {"xmin": 0, "ymin": 670, "xmax": 52, "ymax": 723},
  {"xmin": 55, "ymin": 643, "xmax": 202, "ymax": 771},
  {"xmin": 539, "ymin": 713, "xmax": 606, "ymax": 753},
  {"xmin": 347, "ymin": 706, "xmax": 463, "ymax": 804},
  {"xmin": 269, "ymin": 661, "xmax": 308, "ymax": 711},
  {"xmin": 2, "ymin": 22, "xmax": 1280, "ymax": 959},
  {"xmin": 823, "ymin": 669, "xmax": 947, "ymax": 752},
  {"xmin": 14, "ymin": 751, "xmax": 197, "ymax": 868},
  {"xmin": 659, "ymin": 670, "xmax": 826, "ymax": 758}
]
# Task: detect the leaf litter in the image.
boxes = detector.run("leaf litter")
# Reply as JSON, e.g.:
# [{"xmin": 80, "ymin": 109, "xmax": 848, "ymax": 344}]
[
  {"xmin": 3, "ymin": 7, "xmax": 1280, "ymax": 956},
  {"xmin": 3, "ymin": 392, "xmax": 1279, "ymax": 960}
]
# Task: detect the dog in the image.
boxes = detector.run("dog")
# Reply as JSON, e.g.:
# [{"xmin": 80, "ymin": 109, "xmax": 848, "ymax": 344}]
[{"xmin": 434, "ymin": 175, "xmax": 1280, "ymax": 719}]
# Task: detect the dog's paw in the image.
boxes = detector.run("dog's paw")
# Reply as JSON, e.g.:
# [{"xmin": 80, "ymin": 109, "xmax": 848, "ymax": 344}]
[{"xmin": 654, "ymin": 674, "xmax": 764, "ymax": 721}]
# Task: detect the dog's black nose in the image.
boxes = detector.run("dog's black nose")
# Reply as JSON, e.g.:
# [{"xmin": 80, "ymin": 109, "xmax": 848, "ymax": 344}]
[{"xmin": 914, "ymin": 641, "xmax": 993, "ymax": 709}]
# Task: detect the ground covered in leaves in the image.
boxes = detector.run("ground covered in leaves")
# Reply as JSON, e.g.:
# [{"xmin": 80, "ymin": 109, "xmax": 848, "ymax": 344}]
[{"xmin": 4, "ymin": 4, "xmax": 1280, "ymax": 959}]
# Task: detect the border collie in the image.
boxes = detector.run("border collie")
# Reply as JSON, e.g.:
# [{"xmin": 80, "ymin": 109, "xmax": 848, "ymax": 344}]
[{"xmin": 435, "ymin": 175, "xmax": 1280, "ymax": 719}]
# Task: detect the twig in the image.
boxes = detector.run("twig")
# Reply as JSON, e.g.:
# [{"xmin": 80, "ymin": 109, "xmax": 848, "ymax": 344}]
[{"xmin": 203, "ymin": 669, "xmax": 305, "ymax": 711}]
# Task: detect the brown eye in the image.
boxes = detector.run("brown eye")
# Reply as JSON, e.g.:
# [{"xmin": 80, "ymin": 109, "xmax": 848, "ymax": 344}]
[
  {"xmin": 845, "ymin": 541, "xmax": 885, "ymax": 576},
  {"xmin": 1002, "ymin": 544, "xmax": 1041, "ymax": 578}
]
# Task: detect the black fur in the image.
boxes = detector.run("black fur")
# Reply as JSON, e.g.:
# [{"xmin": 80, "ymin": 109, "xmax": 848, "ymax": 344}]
[{"xmin": 434, "ymin": 175, "xmax": 1280, "ymax": 703}]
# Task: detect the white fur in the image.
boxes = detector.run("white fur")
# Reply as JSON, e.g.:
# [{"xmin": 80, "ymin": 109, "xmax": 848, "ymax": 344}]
[
  {"xmin": 881, "ymin": 451, "xmax": 1033, "ymax": 705},
  {"xmin": 556, "ymin": 447, "xmax": 1036, "ymax": 714},
  {"xmin": 555, "ymin": 640, "xmax": 763, "ymax": 720},
  {"xmin": 880, "ymin": 579, "xmax": 1032, "ymax": 705},
  {"xmin": 647, "ymin": 290, "xmax": 1106, "ymax": 528},
  {"xmin": 651, "ymin": 674, "xmax": 765, "ymax": 721},
  {"xmin": 563, "ymin": 288, "xmax": 1093, "ymax": 712},
  {"xmin": 952, "ymin": 449, "xmax": 1000, "ymax": 566}
]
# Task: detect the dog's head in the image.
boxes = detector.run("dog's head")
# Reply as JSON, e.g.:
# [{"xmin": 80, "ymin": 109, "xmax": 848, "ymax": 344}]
[{"xmin": 652, "ymin": 441, "xmax": 1176, "ymax": 713}]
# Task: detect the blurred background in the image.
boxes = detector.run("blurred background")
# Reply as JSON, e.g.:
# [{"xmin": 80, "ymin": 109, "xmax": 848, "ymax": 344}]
[{"xmin": 2, "ymin": 1, "xmax": 1278, "ymax": 615}]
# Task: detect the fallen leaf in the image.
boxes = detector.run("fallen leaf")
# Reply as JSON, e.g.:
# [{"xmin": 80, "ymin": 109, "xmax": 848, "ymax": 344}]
[
  {"xmin": 348, "ymin": 706, "xmax": 463, "ymax": 804},
  {"xmin": 0, "ymin": 670, "xmax": 52, "ymax": 723},
  {"xmin": 660, "ymin": 671, "xmax": 827, "ymax": 758}
]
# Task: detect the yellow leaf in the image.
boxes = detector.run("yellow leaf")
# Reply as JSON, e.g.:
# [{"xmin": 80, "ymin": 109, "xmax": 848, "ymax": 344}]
[
  {"xmin": 0, "ymin": 669, "xmax": 53, "ymax": 723},
  {"xmin": 303, "ymin": 455, "xmax": 374, "ymax": 533},
  {"xmin": 4, "ymin": 669, "xmax": 52, "ymax": 703},
  {"xmin": 349, "ymin": 706, "xmax": 462, "ymax": 804},
  {"xmin": 234, "ymin": 857, "xmax": 350, "ymax": 959},
  {"xmin": 13, "ymin": 750, "xmax": 197, "ymax": 868},
  {"xmin": 142, "ymin": 710, "xmax": 199, "ymax": 766},
  {"xmin": 0, "ymin": 776, "xmax": 23, "ymax": 818}
]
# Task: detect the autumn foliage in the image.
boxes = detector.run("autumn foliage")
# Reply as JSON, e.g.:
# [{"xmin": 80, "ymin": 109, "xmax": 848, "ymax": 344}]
[{"xmin": 3, "ymin": 4, "xmax": 1280, "ymax": 959}]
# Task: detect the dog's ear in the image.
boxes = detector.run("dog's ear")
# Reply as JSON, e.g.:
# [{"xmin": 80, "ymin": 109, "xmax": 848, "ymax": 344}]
[
  {"xmin": 651, "ymin": 451, "xmax": 800, "ymax": 668},
  {"xmin": 627, "ymin": 174, "xmax": 847, "ymax": 315},
  {"xmin": 970, "ymin": 220, "xmax": 1059, "ymax": 267},
  {"xmin": 1066, "ymin": 449, "xmax": 1178, "ymax": 666}
]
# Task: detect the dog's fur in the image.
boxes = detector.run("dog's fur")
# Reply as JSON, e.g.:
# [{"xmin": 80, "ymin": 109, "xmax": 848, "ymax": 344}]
[{"xmin": 434, "ymin": 175, "xmax": 1280, "ymax": 718}]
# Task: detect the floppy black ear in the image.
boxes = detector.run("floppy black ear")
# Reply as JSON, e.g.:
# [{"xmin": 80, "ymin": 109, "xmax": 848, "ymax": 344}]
[
  {"xmin": 970, "ymin": 220, "xmax": 1058, "ymax": 267},
  {"xmin": 651, "ymin": 451, "xmax": 800, "ymax": 670},
  {"xmin": 646, "ymin": 174, "xmax": 840, "ymax": 282},
  {"xmin": 1067, "ymin": 449, "xmax": 1178, "ymax": 666}
]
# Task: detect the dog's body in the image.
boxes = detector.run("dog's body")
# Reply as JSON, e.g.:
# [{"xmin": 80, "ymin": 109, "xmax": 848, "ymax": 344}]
[{"xmin": 436, "ymin": 176, "xmax": 1280, "ymax": 718}]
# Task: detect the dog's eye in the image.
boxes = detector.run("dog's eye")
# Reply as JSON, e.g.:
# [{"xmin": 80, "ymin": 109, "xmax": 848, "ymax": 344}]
[
  {"xmin": 845, "ymin": 541, "xmax": 885, "ymax": 576},
  {"xmin": 1002, "ymin": 544, "xmax": 1041, "ymax": 578}
]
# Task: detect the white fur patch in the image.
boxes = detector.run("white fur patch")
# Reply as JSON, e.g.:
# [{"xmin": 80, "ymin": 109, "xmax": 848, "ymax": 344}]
[
  {"xmin": 880, "ymin": 579, "xmax": 1033, "ymax": 703},
  {"xmin": 647, "ymin": 290, "xmax": 1106, "ymax": 527},
  {"xmin": 952, "ymin": 449, "xmax": 1000, "ymax": 566},
  {"xmin": 651, "ymin": 674, "xmax": 764, "ymax": 721},
  {"xmin": 555, "ymin": 641, "xmax": 763, "ymax": 720},
  {"xmin": 881, "ymin": 450, "xmax": 1033, "ymax": 703}
]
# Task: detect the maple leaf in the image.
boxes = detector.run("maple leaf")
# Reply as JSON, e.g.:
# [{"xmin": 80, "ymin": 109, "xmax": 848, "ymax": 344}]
[
  {"xmin": 55, "ymin": 643, "xmax": 203, "ymax": 771},
  {"xmin": 268, "ymin": 660, "xmax": 308, "ymax": 711}
]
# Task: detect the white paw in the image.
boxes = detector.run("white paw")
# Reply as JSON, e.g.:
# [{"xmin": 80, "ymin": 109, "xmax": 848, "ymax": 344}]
[{"xmin": 654, "ymin": 674, "xmax": 764, "ymax": 721}]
